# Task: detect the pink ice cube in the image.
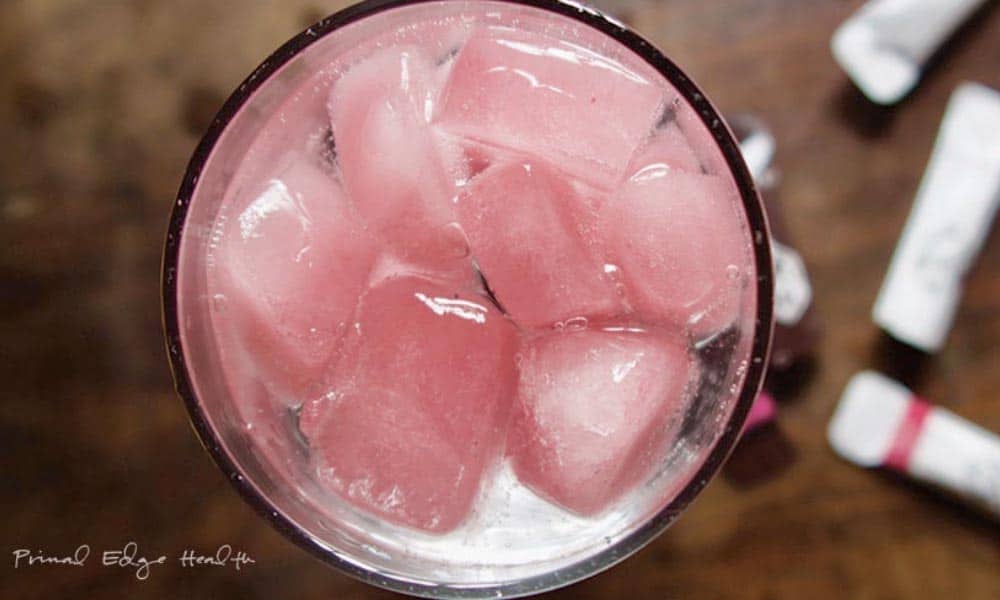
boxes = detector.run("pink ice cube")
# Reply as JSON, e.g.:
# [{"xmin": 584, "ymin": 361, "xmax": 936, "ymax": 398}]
[
  {"xmin": 300, "ymin": 276, "xmax": 518, "ymax": 532},
  {"xmin": 213, "ymin": 158, "xmax": 375, "ymax": 404},
  {"xmin": 626, "ymin": 122, "xmax": 702, "ymax": 177},
  {"xmin": 508, "ymin": 329, "xmax": 692, "ymax": 515},
  {"xmin": 437, "ymin": 27, "xmax": 664, "ymax": 190},
  {"xmin": 599, "ymin": 169, "xmax": 747, "ymax": 336},
  {"xmin": 456, "ymin": 161, "xmax": 621, "ymax": 328},
  {"xmin": 329, "ymin": 46, "xmax": 467, "ymax": 266}
]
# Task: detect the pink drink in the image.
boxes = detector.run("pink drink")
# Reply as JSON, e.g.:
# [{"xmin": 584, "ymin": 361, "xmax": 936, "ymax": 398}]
[
  {"xmin": 174, "ymin": 0, "xmax": 766, "ymax": 589},
  {"xmin": 210, "ymin": 6, "xmax": 750, "ymax": 533}
]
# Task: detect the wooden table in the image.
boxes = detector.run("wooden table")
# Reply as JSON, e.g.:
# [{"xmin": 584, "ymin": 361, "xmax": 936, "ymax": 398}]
[{"xmin": 2, "ymin": 1, "xmax": 998, "ymax": 598}]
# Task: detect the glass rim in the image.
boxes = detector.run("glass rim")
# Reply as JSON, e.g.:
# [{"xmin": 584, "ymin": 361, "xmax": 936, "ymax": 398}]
[{"xmin": 161, "ymin": 0, "xmax": 775, "ymax": 597}]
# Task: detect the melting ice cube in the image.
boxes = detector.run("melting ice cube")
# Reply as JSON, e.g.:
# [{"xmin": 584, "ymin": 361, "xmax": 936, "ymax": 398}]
[
  {"xmin": 329, "ymin": 46, "xmax": 467, "ymax": 267},
  {"xmin": 598, "ymin": 168, "xmax": 747, "ymax": 336},
  {"xmin": 437, "ymin": 27, "xmax": 664, "ymax": 190},
  {"xmin": 508, "ymin": 329, "xmax": 692, "ymax": 515},
  {"xmin": 212, "ymin": 158, "xmax": 375, "ymax": 404},
  {"xmin": 456, "ymin": 161, "xmax": 621, "ymax": 328},
  {"xmin": 300, "ymin": 275, "xmax": 518, "ymax": 532}
]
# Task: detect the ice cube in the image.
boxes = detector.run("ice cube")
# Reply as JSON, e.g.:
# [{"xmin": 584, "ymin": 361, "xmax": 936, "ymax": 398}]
[
  {"xmin": 508, "ymin": 329, "xmax": 692, "ymax": 515},
  {"xmin": 300, "ymin": 275, "xmax": 518, "ymax": 532},
  {"xmin": 437, "ymin": 27, "xmax": 664, "ymax": 190},
  {"xmin": 599, "ymin": 168, "xmax": 747, "ymax": 336},
  {"xmin": 329, "ymin": 46, "xmax": 466, "ymax": 266},
  {"xmin": 456, "ymin": 161, "xmax": 621, "ymax": 328},
  {"xmin": 212, "ymin": 158, "xmax": 375, "ymax": 405}
]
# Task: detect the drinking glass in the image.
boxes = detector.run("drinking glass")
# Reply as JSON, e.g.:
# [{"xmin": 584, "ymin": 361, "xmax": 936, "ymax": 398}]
[{"xmin": 162, "ymin": 1, "xmax": 774, "ymax": 596}]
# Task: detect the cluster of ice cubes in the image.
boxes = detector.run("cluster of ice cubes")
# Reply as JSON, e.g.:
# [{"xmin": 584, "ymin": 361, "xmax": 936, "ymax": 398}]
[{"xmin": 208, "ymin": 21, "xmax": 748, "ymax": 533}]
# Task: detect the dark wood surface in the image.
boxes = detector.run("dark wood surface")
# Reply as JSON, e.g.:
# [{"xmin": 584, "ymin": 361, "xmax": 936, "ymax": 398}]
[{"xmin": 2, "ymin": 1, "xmax": 998, "ymax": 598}]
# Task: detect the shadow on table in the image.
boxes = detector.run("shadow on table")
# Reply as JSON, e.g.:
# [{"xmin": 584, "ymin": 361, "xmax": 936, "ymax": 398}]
[
  {"xmin": 723, "ymin": 423, "xmax": 797, "ymax": 489},
  {"xmin": 764, "ymin": 355, "xmax": 819, "ymax": 405},
  {"xmin": 869, "ymin": 330, "xmax": 932, "ymax": 391},
  {"xmin": 879, "ymin": 469, "xmax": 1000, "ymax": 536}
]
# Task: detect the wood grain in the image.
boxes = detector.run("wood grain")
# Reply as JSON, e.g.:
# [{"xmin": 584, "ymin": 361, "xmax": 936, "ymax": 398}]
[{"xmin": 2, "ymin": 1, "xmax": 998, "ymax": 598}]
